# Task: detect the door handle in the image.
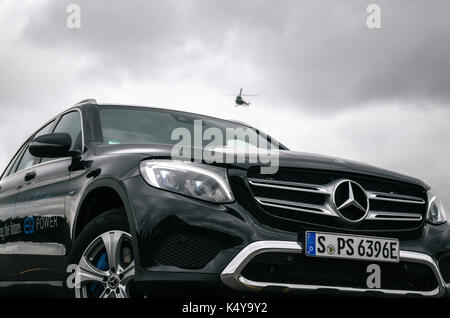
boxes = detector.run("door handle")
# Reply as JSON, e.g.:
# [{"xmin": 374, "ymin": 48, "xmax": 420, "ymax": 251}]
[{"xmin": 24, "ymin": 171, "xmax": 37, "ymax": 182}]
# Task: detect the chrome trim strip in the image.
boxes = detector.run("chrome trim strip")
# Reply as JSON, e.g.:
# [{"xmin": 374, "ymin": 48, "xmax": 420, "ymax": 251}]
[
  {"xmin": 5, "ymin": 157, "xmax": 72, "ymax": 179},
  {"xmin": 0, "ymin": 281, "xmax": 63, "ymax": 288},
  {"xmin": 368, "ymin": 192, "xmax": 425, "ymax": 204},
  {"xmin": 221, "ymin": 241, "xmax": 446, "ymax": 297},
  {"xmin": 254, "ymin": 197, "xmax": 337, "ymax": 216},
  {"xmin": 248, "ymin": 179, "xmax": 329, "ymax": 194},
  {"xmin": 221, "ymin": 241, "xmax": 302, "ymax": 292},
  {"xmin": 367, "ymin": 211, "xmax": 423, "ymax": 222},
  {"xmin": 0, "ymin": 242, "xmax": 66, "ymax": 255}
]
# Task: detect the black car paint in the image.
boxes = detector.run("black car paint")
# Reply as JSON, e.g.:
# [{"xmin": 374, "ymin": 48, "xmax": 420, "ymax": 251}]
[{"xmin": 0, "ymin": 102, "xmax": 448, "ymax": 295}]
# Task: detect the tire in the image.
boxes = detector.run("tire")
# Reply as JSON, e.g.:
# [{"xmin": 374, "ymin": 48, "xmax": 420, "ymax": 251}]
[{"xmin": 64, "ymin": 208, "xmax": 139, "ymax": 298}]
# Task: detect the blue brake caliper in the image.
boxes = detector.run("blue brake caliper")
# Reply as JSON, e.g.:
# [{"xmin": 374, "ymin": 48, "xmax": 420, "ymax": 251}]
[{"xmin": 90, "ymin": 252, "xmax": 109, "ymax": 296}]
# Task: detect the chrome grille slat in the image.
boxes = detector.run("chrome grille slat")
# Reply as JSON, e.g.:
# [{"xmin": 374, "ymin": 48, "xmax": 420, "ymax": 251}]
[
  {"xmin": 254, "ymin": 197, "xmax": 336, "ymax": 216},
  {"xmin": 367, "ymin": 211, "xmax": 423, "ymax": 222},
  {"xmin": 368, "ymin": 192, "xmax": 425, "ymax": 205},
  {"xmin": 248, "ymin": 179, "xmax": 329, "ymax": 194}
]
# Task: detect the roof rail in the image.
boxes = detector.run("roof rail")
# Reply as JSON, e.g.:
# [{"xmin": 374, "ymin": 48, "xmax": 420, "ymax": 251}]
[
  {"xmin": 74, "ymin": 98, "xmax": 97, "ymax": 106},
  {"xmin": 227, "ymin": 119, "xmax": 251, "ymax": 127}
]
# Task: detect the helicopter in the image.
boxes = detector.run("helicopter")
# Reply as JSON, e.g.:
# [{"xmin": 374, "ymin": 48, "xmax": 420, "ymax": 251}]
[{"xmin": 234, "ymin": 88, "xmax": 258, "ymax": 107}]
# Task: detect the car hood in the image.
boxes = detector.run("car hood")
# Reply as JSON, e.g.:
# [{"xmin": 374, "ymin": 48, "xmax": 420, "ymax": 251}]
[{"xmin": 95, "ymin": 143, "xmax": 430, "ymax": 189}]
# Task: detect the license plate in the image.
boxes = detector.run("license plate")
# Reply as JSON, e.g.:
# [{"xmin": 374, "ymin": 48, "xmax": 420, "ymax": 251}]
[{"xmin": 305, "ymin": 231, "xmax": 400, "ymax": 263}]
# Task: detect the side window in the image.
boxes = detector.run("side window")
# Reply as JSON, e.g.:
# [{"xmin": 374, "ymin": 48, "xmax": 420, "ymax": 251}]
[
  {"xmin": 15, "ymin": 120, "xmax": 55, "ymax": 173},
  {"xmin": 35, "ymin": 120, "xmax": 55, "ymax": 139},
  {"xmin": 15, "ymin": 146, "xmax": 35, "ymax": 173},
  {"xmin": 53, "ymin": 111, "xmax": 82, "ymax": 152},
  {"xmin": 1, "ymin": 141, "xmax": 28, "ymax": 178}
]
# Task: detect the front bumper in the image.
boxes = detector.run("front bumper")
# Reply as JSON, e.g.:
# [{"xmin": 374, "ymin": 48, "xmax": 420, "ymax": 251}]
[
  {"xmin": 220, "ymin": 240, "xmax": 447, "ymax": 297},
  {"xmin": 123, "ymin": 175, "xmax": 450, "ymax": 297}
]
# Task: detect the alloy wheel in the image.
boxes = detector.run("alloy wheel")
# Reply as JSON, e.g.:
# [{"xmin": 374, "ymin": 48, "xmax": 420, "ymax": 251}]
[{"xmin": 74, "ymin": 230, "xmax": 136, "ymax": 298}]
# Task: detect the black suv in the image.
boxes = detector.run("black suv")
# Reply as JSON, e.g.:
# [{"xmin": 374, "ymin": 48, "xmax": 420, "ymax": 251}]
[{"xmin": 0, "ymin": 99, "xmax": 449, "ymax": 298}]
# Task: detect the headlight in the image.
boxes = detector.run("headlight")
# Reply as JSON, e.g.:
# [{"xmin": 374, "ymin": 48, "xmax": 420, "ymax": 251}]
[
  {"xmin": 139, "ymin": 160, "xmax": 234, "ymax": 203},
  {"xmin": 427, "ymin": 190, "xmax": 447, "ymax": 225}
]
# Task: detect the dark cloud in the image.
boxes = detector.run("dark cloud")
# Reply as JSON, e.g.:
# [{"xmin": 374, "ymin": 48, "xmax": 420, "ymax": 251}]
[{"xmin": 20, "ymin": 0, "xmax": 450, "ymax": 111}]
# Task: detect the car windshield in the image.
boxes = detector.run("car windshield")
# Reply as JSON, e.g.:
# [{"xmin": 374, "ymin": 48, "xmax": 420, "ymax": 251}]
[{"xmin": 99, "ymin": 106, "xmax": 286, "ymax": 150}]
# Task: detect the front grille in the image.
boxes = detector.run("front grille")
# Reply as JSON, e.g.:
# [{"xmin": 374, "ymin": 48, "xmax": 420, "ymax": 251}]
[
  {"xmin": 247, "ymin": 167, "xmax": 427, "ymax": 234},
  {"xmin": 249, "ymin": 167, "xmax": 424, "ymax": 197},
  {"xmin": 241, "ymin": 253, "xmax": 439, "ymax": 292}
]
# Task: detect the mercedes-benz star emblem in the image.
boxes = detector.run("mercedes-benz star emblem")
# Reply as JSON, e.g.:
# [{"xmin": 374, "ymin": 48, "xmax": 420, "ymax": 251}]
[{"xmin": 333, "ymin": 180, "xmax": 369, "ymax": 222}]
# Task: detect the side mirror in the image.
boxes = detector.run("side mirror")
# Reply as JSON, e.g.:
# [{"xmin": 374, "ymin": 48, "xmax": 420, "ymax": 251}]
[{"xmin": 29, "ymin": 133, "xmax": 72, "ymax": 158}]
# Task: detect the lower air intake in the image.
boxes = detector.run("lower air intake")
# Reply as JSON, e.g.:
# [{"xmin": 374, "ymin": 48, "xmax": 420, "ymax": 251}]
[
  {"xmin": 149, "ymin": 227, "xmax": 241, "ymax": 270},
  {"xmin": 241, "ymin": 253, "xmax": 439, "ymax": 292}
]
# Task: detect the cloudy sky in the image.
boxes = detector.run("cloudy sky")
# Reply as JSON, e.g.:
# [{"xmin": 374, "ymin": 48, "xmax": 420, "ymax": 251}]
[{"xmin": 1, "ymin": 0, "xmax": 450, "ymax": 213}]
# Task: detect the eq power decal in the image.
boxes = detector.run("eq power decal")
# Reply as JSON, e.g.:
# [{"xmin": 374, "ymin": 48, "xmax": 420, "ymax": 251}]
[
  {"xmin": 24, "ymin": 216, "xmax": 35, "ymax": 235},
  {"xmin": 24, "ymin": 216, "xmax": 58, "ymax": 235}
]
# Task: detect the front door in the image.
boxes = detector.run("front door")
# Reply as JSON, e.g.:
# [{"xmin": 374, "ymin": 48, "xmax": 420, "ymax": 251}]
[
  {"xmin": 13, "ymin": 110, "xmax": 83, "ymax": 283},
  {"xmin": 14, "ymin": 158, "xmax": 72, "ymax": 282},
  {"xmin": 0, "ymin": 141, "xmax": 29, "ymax": 281}
]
